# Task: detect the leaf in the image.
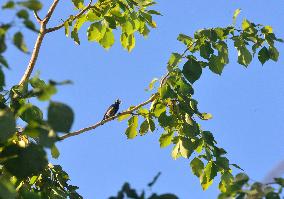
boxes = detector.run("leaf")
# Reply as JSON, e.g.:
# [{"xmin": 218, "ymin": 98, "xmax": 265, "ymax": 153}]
[
  {"xmin": 0, "ymin": 69, "xmax": 5, "ymax": 90},
  {"xmin": 146, "ymin": 78, "xmax": 158, "ymax": 91},
  {"xmin": 148, "ymin": 117, "xmax": 155, "ymax": 132},
  {"xmin": 0, "ymin": 55, "xmax": 9, "ymax": 68},
  {"xmin": 13, "ymin": 32, "xmax": 28, "ymax": 53},
  {"xmin": 0, "ymin": 177, "xmax": 17, "ymax": 199},
  {"xmin": 208, "ymin": 55, "xmax": 225, "ymax": 75},
  {"xmin": 233, "ymin": 8, "xmax": 241, "ymax": 25},
  {"xmin": 48, "ymin": 102, "xmax": 74, "ymax": 133},
  {"xmin": 258, "ymin": 46, "xmax": 270, "ymax": 65},
  {"xmin": 117, "ymin": 113, "xmax": 131, "ymax": 121},
  {"xmin": 167, "ymin": 53, "xmax": 182, "ymax": 70},
  {"xmin": 17, "ymin": 9, "xmax": 29, "ymax": 20},
  {"xmin": 0, "ymin": 110, "xmax": 16, "ymax": 143},
  {"xmin": 2, "ymin": 1, "xmax": 15, "ymax": 9},
  {"xmin": 87, "ymin": 22, "xmax": 106, "ymax": 42},
  {"xmin": 237, "ymin": 47, "xmax": 252, "ymax": 67},
  {"xmin": 147, "ymin": 10, "xmax": 162, "ymax": 16},
  {"xmin": 202, "ymin": 131, "xmax": 215, "ymax": 146},
  {"xmin": 17, "ymin": 0, "xmax": 42, "ymax": 11},
  {"xmin": 160, "ymin": 84, "xmax": 175, "ymax": 99},
  {"xmin": 231, "ymin": 163, "xmax": 244, "ymax": 171},
  {"xmin": 0, "ymin": 144, "xmax": 48, "ymax": 179},
  {"xmin": 99, "ymin": 28, "xmax": 115, "ymax": 49},
  {"xmin": 139, "ymin": 120, "xmax": 149, "ymax": 135},
  {"xmin": 177, "ymin": 34, "xmax": 193, "ymax": 47},
  {"xmin": 182, "ymin": 56, "xmax": 202, "ymax": 83},
  {"xmin": 199, "ymin": 113, "xmax": 213, "ymax": 120},
  {"xmin": 64, "ymin": 21, "xmax": 70, "ymax": 37},
  {"xmin": 242, "ymin": 19, "xmax": 251, "ymax": 31},
  {"xmin": 120, "ymin": 33, "xmax": 135, "ymax": 52},
  {"xmin": 269, "ymin": 46, "xmax": 279, "ymax": 61},
  {"xmin": 20, "ymin": 104, "xmax": 43, "ymax": 123},
  {"xmin": 71, "ymin": 29, "xmax": 80, "ymax": 45},
  {"xmin": 71, "ymin": 0, "xmax": 84, "ymax": 9},
  {"xmin": 125, "ymin": 116, "xmax": 138, "ymax": 139},
  {"xmin": 51, "ymin": 144, "xmax": 60, "ymax": 159},
  {"xmin": 219, "ymin": 171, "xmax": 234, "ymax": 193},
  {"xmin": 204, "ymin": 161, "xmax": 218, "ymax": 182},
  {"xmin": 159, "ymin": 131, "xmax": 173, "ymax": 148},
  {"xmin": 190, "ymin": 158, "xmax": 204, "ymax": 177},
  {"xmin": 216, "ymin": 157, "xmax": 229, "ymax": 170}
]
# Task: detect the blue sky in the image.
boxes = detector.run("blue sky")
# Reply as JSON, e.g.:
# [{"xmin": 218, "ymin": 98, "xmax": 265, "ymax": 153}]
[{"xmin": 4, "ymin": 0, "xmax": 284, "ymax": 198}]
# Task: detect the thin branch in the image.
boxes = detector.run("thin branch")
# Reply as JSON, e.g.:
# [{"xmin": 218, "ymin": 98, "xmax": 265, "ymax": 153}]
[
  {"xmin": 46, "ymin": 0, "xmax": 93, "ymax": 33},
  {"xmin": 33, "ymin": 10, "xmax": 42, "ymax": 23},
  {"xmin": 19, "ymin": 29, "xmax": 45, "ymax": 86},
  {"xmin": 42, "ymin": 0, "xmax": 60, "ymax": 24},
  {"xmin": 59, "ymin": 93, "xmax": 158, "ymax": 141},
  {"xmin": 19, "ymin": 0, "xmax": 61, "ymax": 85}
]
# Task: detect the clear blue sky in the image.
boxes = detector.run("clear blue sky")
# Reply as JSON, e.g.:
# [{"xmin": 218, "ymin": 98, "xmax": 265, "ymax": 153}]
[{"xmin": 5, "ymin": 0, "xmax": 284, "ymax": 198}]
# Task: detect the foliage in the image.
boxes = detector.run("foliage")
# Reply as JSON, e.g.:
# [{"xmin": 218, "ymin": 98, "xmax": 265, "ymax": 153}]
[{"xmin": 0, "ymin": 0, "xmax": 283, "ymax": 198}]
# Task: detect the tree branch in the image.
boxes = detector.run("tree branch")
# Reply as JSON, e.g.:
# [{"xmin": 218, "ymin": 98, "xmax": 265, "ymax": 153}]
[
  {"xmin": 59, "ymin": 93, "xmax": 158, "ymax": 141},
  {"xmin": 46, "ymin": 0, "xmax": 93, "ymax": 33},
  {"xmin": 42, "ymin": 0, "xmax": 60, "ymax": 24},
  {"xmin": 19, "ymin": 0, "xmax": 61, "ymax": 86},
  {"xmin": 33, "ymin": 10, "xmax": 42, "ymax": 23}
]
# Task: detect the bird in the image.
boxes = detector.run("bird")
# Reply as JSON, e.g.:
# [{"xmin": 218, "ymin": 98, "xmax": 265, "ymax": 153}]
[{"xmin": 102, "ymin": 99, "xmax": 121, "ymax": 120}]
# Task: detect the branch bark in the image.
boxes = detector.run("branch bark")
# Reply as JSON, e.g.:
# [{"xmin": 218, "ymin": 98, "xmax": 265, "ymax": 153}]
[
  {"xmin": 46, "ymin": 0, "xmax": 93, "ymax": 33},
  {"xmin": 19, "ymin": 0, "xmax": 61, "ymax": 86},
  {"xmin": 59, "ymin": 93, "xmax": 158, "ymax": 141}
]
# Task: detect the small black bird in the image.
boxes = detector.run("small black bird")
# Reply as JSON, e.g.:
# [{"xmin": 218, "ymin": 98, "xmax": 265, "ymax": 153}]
[{"xmin": 103, "ymin": 99, "xmax": 121, "ymax": 120}]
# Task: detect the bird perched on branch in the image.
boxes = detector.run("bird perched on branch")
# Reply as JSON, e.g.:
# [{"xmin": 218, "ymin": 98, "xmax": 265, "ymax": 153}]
[{"xmin": 102, "ymin": 99, "xmax": 121, "ymax": 120}]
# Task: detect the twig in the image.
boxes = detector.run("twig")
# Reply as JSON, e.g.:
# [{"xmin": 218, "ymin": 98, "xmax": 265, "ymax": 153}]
[
  {"xmin": 19, "ymin": 0, "xmax": 61, "ymax": 85},
  {"xmin": 42, "ymin": 0, "xmax": 60, "ymax": 24},
  {"xmin": 46, "ymin": 0, "xmax": 93, "ymax": 33},
  {"xmin": 33, "ymin": 11, "xmax": 42, "ymax": 23},
  {"xmin": 59, "ymin": 93, "xmax": 158, "ymax": 140}
]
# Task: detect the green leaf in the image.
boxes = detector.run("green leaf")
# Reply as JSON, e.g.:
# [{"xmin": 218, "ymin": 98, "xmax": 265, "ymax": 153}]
[
  {"xmin": 71, "ymin": 0, "xmax": 84, "ymax": 9},
  {"xmin": 199, "ymin": 113, "xmax": 213, "ymax": 120},
  {"xmin": 99, "ymin": 28, "xmax": 115, "ymax": 49},
  {"xmin": 177, "ymin": 34, "xmax": 193, "ymax": 47},
  {"xmin": 64, "ymin": 21, "xmax": 70, "ymax": 37},
  {"xmin": 87, "ymin": 22, "xmax": 106, "ymax": 42},
  {"xmin": 230, "ymin": 165, "xmax": 243, "ymax": 174},
  {"xmin": 0, "ymin": 110, "xmax": 16, "ymax": 143},
  {"xmin": 159, "ymin": 131, "xmax": 173, "ymax": 148},
  {"xmin": 17, "ymin": 9, "xmax": 29, "ymax": 20},
  {"xmin": 148, "ymin": 117, "xmax": 155, "ymax": 132},
  {"xmin": 120, "ymin": 33, "xmax": 135, "ymax": 52},
  {"xmin": 2, "ymin": 1, "xmax": 15, "ymax": 9},
  {"xmin": 204, "ymin": 161, "xmax": 218, "ymax": 182},
  {"xmin": 139, "ymin": 120, "xmax": 149, "ymax": 135},
  {"xmin": 147, "ymin": 10, "xmax": 162, "ymax": 16},
  {"xmin": 17, "ymin": 0, "xmax": 42, "ymax": 11},
  {"xmin": 23, "ymin": 19, "xmax": 38, "ymax": 32},
  {"xmin": 0, "ymin": 144, "xmax": 48, "ymax": 179},
  {"xmin": 258, "ymin": 46, "xmax": 270, "ymax": 65},
  {"xmin": 208, "ymin": 55, "xmax": 225, "ymax": 75},
  {"xmin": 125, "ymin": 116, "xmax": 138, "ymax": 139},
  {"xmin": 160, "ymin": 84, "xmax": 175, "ymax": 99},
  {"xmin": 167, "ymin": 53, "xmax": 182, "ymax": 70},
  {"xmin": 190, "ymin": 158, "xmax": 204, "ymax": 177},
  {"xmin": 216, "ymin": 157, "xmax": 229, "ymax": 170},
  {"xmin": 71, "ymin": 29, "xmax": 80, "ymax": 45},
  {"xmin": 202, "ymin": 131, "xmax": 216, "ymax": 146},
  {"xmin": 182, "ymin": 56, "xmax": 202, "ymax": 83},
  {"xmin": 237, "ymin": 47, "xmax": 252, "ymax": 67},
  {"xmin": 48, "ymin": 102, "xmax": 74, "ymax": 133},
  {"xmin": 20, "ymin": 104, "xmax": 43, "ymax": 123},
  {"xmin": 13, "ymin": 32, "xmax": 28, "ymax": 53},
  {"xmin": 233, "ymin": 8, "xmax": 241, "ymax": 25},
  {"xmin": 146, "ymin": 78, "xmax": 158, "ymax": 91},
  {"xmin": 0, "ymin": 55, "xmax": 9, "ymax": 68},
  {"xmin": 117, "ymin": 113, "xmax": 131, "ymax": 121},
  {"xmin": 242, "ymin": 19, "xmax": 251, "ymax": 31},
  {"xmin": 51, "ymin": 144, "xmax": 60, "ymax": 159},
  {"xmin": 0, "ymin": 69, "xmax": 5, "ymax": 90},
  {"xmin": 0, "ymin": 177, "xmax": 17, "ymax": 199},
  {"xmin": 269, "ymin": 46, "xmax": 279, "ymax": 61},
  {"xmin": 219, "ymin": 171, "xmax": 234, "ymax": 193},
  {"xmin": 200, "ymin": 42, "xmax": 213, "ymax": 59}
]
